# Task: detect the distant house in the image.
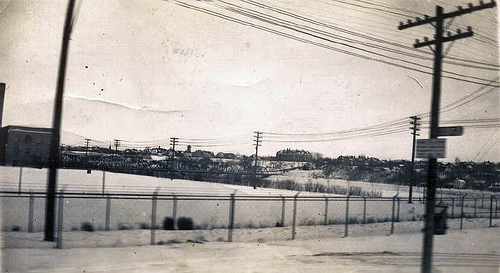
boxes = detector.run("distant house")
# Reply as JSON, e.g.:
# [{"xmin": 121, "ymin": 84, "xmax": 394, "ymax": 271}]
[
  {"xmin": 276, "ymin": 149, "xmax": 312, "ymax": 162},
  {"xmin": 0, "ymin": 125, "xmax": 52, "ymax": 166}
]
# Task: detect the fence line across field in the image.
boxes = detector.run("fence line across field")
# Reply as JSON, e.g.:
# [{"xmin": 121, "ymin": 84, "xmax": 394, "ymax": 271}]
[{"xmin": 1, "ymin": 191, "xmax": 498, "ymax": 249}]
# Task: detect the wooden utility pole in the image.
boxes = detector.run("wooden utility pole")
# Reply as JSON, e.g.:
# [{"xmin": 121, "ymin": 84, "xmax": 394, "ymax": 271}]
[
  {"xmin": 170, "ymin": 137, "xmax": 178, "ymax": 169},
  {"xmin": 409, "ymin": 116, "xmax": 420, "ymax": 203},
  {"xmin": 85, "ymin": 138, "xmax": 91, "ymax": 165},
  {"xmin": 398, "ymin": 2, "xmax": 496, "ymax": 272},
  {"xmin": 253, "ymin": 131, "xmax": 262, "ymax": 189},
  {"xmin": 45, "ymin": 0, "xmax": 77, "ymax": 242}
]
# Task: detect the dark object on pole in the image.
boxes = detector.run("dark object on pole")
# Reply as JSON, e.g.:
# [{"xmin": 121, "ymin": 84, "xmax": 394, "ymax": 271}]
[
  {"xmin": 433, "ymin": 205, "xmax": 448, "ymax": 235},
  {"xmin": 45, "ymin": 0, "xmax": 77, "ymax": 242},
  {"xmin": 409, "ymin": 116, "xmax": 420, "ymax": 203}
]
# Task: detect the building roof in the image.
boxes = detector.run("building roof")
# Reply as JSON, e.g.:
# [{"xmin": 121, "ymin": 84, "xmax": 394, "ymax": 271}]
[{"xmin": 1, "ymin": 125, "xmax": 52, "ymax": 134}]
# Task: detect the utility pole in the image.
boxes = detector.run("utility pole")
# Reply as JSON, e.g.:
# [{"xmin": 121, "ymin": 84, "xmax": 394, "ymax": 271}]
[
  {"xmin": 114, "ymin": 139, "xmax": 120, "ymax": 152},
  {"xmin": 398, "ymin": 2, "xmax": 496, "ymax": 272},
  {"xmin": 85, "ymin": 138, "xmax": 91, "ymax": 166},
  {"xmin": 409, "ymin": 116, "xmax": 420, "ymax": 203},
  {"xmin": 170, "ymin": 137, "xmax": 178, "ymax": 169},
  {"xmin": 253, "ymin": 131, "xmax": 262, "ymax": 189},
  {"xmin": 44, "ymin": 0, "xmax": 77, "ymax": 242}
]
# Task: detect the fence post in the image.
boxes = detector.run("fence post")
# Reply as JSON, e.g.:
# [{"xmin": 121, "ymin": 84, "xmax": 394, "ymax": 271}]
[
  {"xmin": 291, "ymin": 192, "xmax": 300, "ymax": 240},
  {"xmin": 228, "ymin": 191, "xmax": 236, "ymax": 242},
  {"xmin": 324, "ymin": 197, "xmax": 328, "ymax": 226},
  {"xmin": 102, "ymin": 170, "xmax": 106, "ymax": 196},
  {"xmin": 391, "ymin": 195, "xmax": 397, "ymax": 235},
  {"xmin": 481, "ymin": 194, "xmax": 484, "ymax": 209},
  {"xmin": 344, "ymin": 195, "xmax": 350, "ymax": 238},
  {"xmin": 18, "ymin": 167, "xmax": 23, "ymax": 195},
  {"xmin": 56, "ymin": 191, "xmax": 64, "ymax": 249},
  {"xmin": 489, "ymin": 195, "xmax": 494, "ymax": 227},
  {"xmin": 362, "ymin": 197, "xmax": 367, "ymax": 224},
  {"xmin": 460, "ymin": 195, "xmax": 466, "ymax": 230},
  {"xmin": 451, "ymin": 198, "xmax": 454, "ymax": 219},
  {"xmin": 474, "ymin": 198, "xmax": 477, "ymax": 218},
  {"xmin": 496, "ymin": 195, "xmax": 498, "ymax": 217},
  {"xmin": 28, "ymin": 192, "xmax": 34, "ymax": 233},
  {"xmin": 280, "ymin": 196, "xmax": 286, "ymax": 227},
  {"xmin": 396, "ymin": 197, "xmax": 400, "ymax": 222},
  {"xmin": 172, "ymin": 194, "xmax": 178, "ymax": 230},
  {"xmin": 150, "ymin": 188, "xmax": 160, "ymax": 245},
  {"xmin": 105, "ymin": 194, "xmax": 111, "ymax": 231}
]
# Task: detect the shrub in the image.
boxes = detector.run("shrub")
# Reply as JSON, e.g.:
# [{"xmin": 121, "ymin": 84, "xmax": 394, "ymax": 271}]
[
  {"xmin": 11, "ymin": 225, "xmax": 21, "ymax": 232},
  {"xmin": 140, "ymin": 222, "xmax": 150, "ymax": 229},
  {"xmin": 81, "ymin": 222, "xmax": 95, "ymax": 232},
  {"xmin": 118, "ymin": 223, "xmax": 133, "ymax": 230},
  {"xmin": 163, "ymin": 217, "xmax": 175, "ymax": 230},
  {"xmin": 366, "ymin": 217, "xmax": 376, "ymax": 224},
  {"xmin": 177, "ymin": 217, "xmax": 194, "ymax": 230}
]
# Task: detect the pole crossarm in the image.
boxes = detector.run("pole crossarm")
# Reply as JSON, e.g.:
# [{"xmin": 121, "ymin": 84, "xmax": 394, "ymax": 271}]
[
  {"xmin": 414, "ymin": 31, "xmax": 474, "ymax": 48},
  {"xmin": 398, "ymin": 0, "xmax": 496, "ymax": 30}
]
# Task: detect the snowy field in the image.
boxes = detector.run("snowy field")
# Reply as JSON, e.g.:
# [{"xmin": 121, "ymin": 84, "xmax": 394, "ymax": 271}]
[{"xmin": 1, "ymin": 221, "xmax": 499, "ymax": 272}]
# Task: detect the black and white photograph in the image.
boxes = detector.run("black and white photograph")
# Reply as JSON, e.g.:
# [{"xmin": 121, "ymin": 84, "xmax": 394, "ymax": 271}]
[{"xmin": 0, "ymin": 0, "xmax": 499, "ymax": 272}]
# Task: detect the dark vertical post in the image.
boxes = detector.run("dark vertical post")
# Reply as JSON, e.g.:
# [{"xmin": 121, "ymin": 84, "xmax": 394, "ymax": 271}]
[
  {"xmin": 150, "ymin": 189, "xmax": 159, "ymax": 245},
  {"xmin": 172, "ymin": 194, "xmax": 178, "ymax": 230},
  {"xmin": 362, "ymin": 197, "xmax": 367, "ymax": 224},
  {"xmin": 451, "ymin": 198, "xmax": 454, "ymax": 219},
  {"xmin": 324, "ymin": 197, "xmax": 329, "ymax": 225},
  {"xmin": 0, "ymin": 83, "xmax": 5, "ymax": 128},
  {"xmin": 291, "ymin": 192, "xmax": 299, "ymax": 240},
  {"xmin": 391, "ymin": 196, "xmax": 396, "ymax": 234},
  {"xmin": 56, "ymin": 192, "xmax": 64, "ymax": 249},
  {"xmin": 344, "ymin": 195, "xmax": 350, "ymax": 237},
  {"xmin": 409, "ymin": 116, "xmax": 420, "ymax": 203},
  {"xmin": 481, "ymin": 194, "xmax": 484, "ymax": 209},
  {"xmin": 474, "ymin": 198, "xmax": 477, "ymax": 218},
  {"xmin": 102, "ymin": 171, "xmax": 106, "ymax": 196},
  {"xmin": 228, "ymin": 193, "xmax": 236, "ymax": 242},
  {"xmin": 281, "ymin": 196, "xmax": 286, "ymax": 227},
  {"xmin": 45, "ymin": 0, "xmax": 77, "ymax": 242},
  {"xmin": 490, "ymin": 196, "xmax": 494, "ymax": 227},
  {"xmin": 28, "ymin": 192, "xmax": 34, "ymax": 233},
  {"xmin": 18, "ymin": 167, "xmax": 23, "ymax": 195},
  {"xmin": 460, "ymin": 195, "xmax": 466, "ymax": 230},
  {"xmin": 421, "ymin": 6, "xmax": 444, "ymax": 271},
  {"xmin": 397, "ymin": 197, "xmax": 401, "ymax": 222},
  {"xmin": 105, "ymin": 194, "xmax": 111, "ymax": 231}
]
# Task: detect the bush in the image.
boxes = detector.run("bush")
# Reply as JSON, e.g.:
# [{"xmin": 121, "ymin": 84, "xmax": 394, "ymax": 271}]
[
  {"xmin": 140, "ymin": 222, "xmax": 150, "ymax": 229},
  {"xmin": 11, "ymin": 225, "xmax": 21, "ymax": 232},
  {"xmin": 163, "ymin": 217, "xmax": 175, "ymax": 230},
  {"xmin": 118, "ymin": 223, "xmax": 133, "ymax": 230},
  {"xmin": 81, "ymin": 222, "xmax": 95, "ymax": 232},
  {"xmin": 177, "ymin": 217, "xmax": 194, "ymax": 230}
]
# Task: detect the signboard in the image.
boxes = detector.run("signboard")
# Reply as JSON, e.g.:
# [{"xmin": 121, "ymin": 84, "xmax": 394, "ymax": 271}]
[
  {"xmin": 438, "ymin": 126, "xmax": 463, "ymax": 137},
  {"xmin": 416, "ymin": 139, "xmax": 446, "ymax": 158}
]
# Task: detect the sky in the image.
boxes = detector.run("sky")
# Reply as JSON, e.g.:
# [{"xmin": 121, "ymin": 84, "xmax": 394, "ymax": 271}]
[{"xmin": 0, "ymin": 0, "xmax": 498, "ymax": 161}]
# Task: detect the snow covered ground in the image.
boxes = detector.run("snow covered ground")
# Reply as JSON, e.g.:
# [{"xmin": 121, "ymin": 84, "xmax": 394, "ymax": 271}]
[{"xmin": 1, "ymin": 219, "xmax": 499, "ymax": 272}]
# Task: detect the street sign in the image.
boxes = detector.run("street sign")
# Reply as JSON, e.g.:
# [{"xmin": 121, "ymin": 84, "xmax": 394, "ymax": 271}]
[
  {"xmin": 437, "ymin": 126, "xmax": 463, "ymax": 137},
  {"xmin": 416, "ymin": 139, "xmax": 446, "ymax": 158}
]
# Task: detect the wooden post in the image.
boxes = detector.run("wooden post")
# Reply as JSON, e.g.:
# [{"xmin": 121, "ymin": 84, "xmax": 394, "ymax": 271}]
[
  {"xmin": 362, "ymin": 197, "xmax": 367, "ymax": 224},
  {"xmin": 150, "ymin": 188, "xmax": 160, "ymax": 245},
  {"xmin": 344, "ymin": 195, "xmax": 350, "ymax": 237},
  {"xmin": 105, "ymin": 194, "xmax": 111, "ymax": 231},
  {"xmin": 324, "ymin": 197, "xmax": 329, "ymax": 225},
  {"xmin": 56, "ymin": 192, "xmax": 64, "ymax": 249},
  {"xmin": 291, "ymin": 192, "xmax": 300, "ymax": 240},
  {"xmin": 228, "ymin": 192, "xmax": 236, "ymax": 242},
  {"xmin": 28, "ymin": 192, "xmax": 34, "ymax": 233}
]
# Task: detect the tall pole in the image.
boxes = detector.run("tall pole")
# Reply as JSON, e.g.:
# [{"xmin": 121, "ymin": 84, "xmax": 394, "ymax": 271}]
[
  {"xmin": 45, "ymin": 0, "xmax": 77, "ymax": 242},
  {"xmin": 398, "ymin": 2, "xmax": 496, "ymax": 272},
  {"xmin": 253, "ymin": 131, "xmax": 261, "ymax": 189},
  {"xmin": 170, "ymin": 137, "xmax": 178, "ymax": 169},
  {"xmin": 113, "ymin": 139, "xmax": 120, "ymax": 152},
  {"xmin": 409, "ymin": 116, "xmax": 421, "ymax": 203},
  {"xmin": 85, "ymin": 138, "xmax": 91, "ymax": 166}
]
